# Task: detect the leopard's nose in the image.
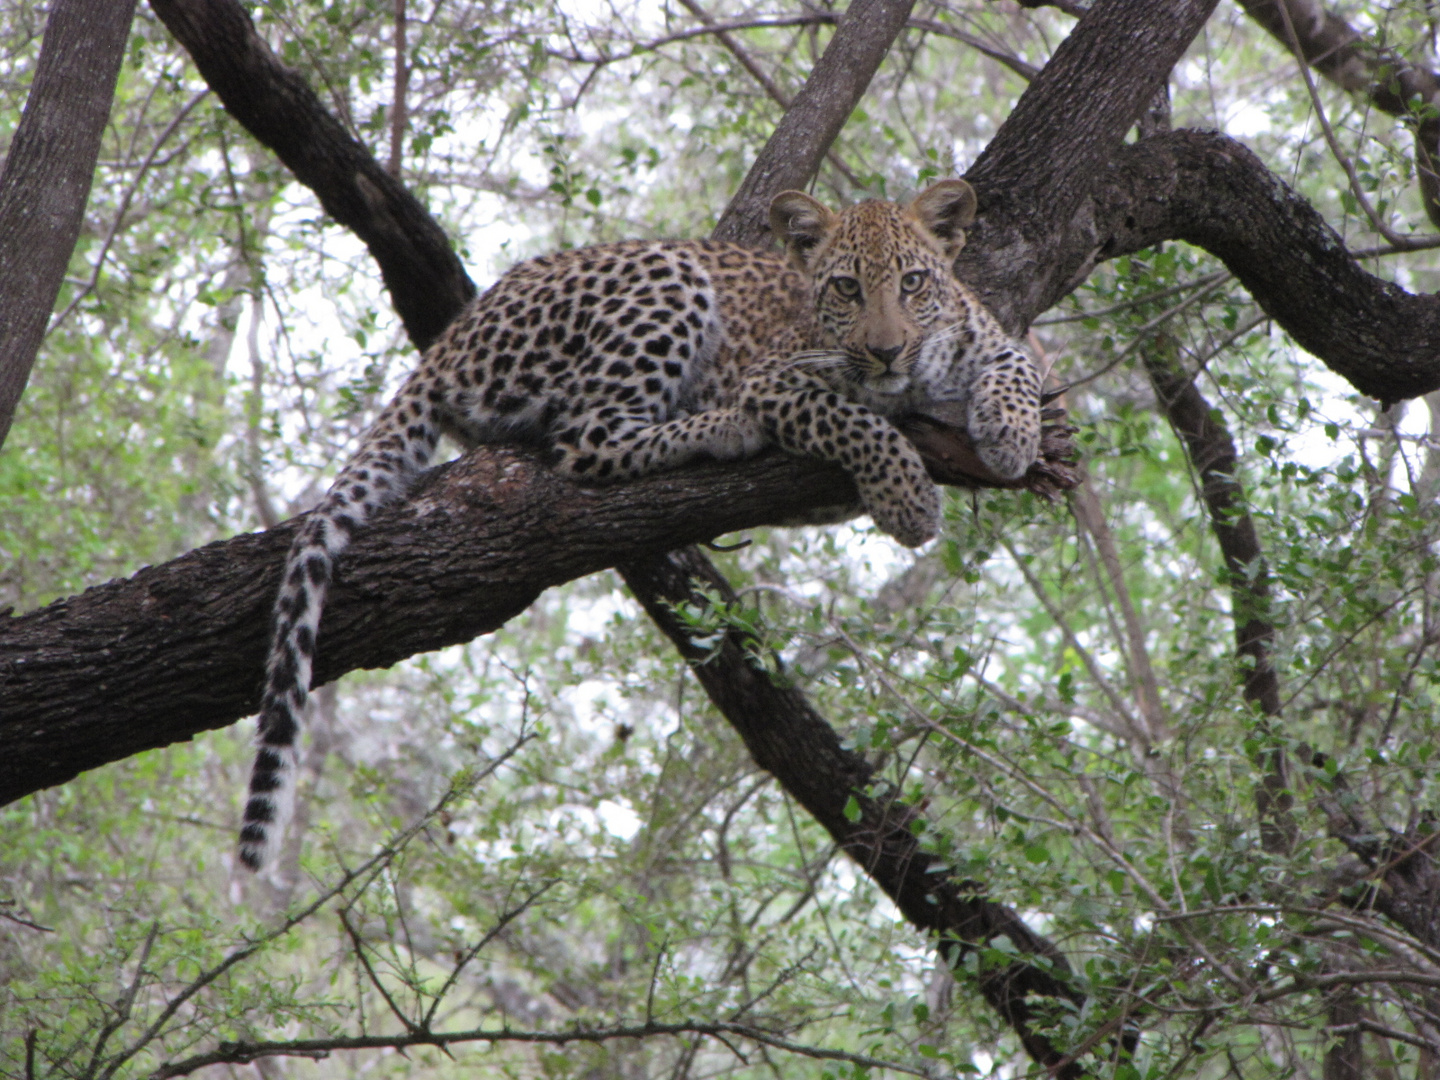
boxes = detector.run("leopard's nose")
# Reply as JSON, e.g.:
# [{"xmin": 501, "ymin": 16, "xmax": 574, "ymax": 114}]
[{"xmin": 867, "ymin": 344, "xmax": 902, "ymax": 367}]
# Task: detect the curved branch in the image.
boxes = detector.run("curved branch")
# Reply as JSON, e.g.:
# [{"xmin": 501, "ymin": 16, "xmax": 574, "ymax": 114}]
[
  {"xmin": 1095, "ymin": 130, "xmax": 1440, "ymax": 404},
  {"xmin": 1236, "ymin": 0, "xmax": 1440, "ymax": 229},
  {"xmin": 958, "ymin": 0, "xmax": 1221, "ymax": 328}
]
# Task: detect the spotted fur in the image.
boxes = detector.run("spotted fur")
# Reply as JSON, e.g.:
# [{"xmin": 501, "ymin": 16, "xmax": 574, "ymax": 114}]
[{"xmin": 239, "ymin": 181, "xmax": 1042, "ymax": 870}]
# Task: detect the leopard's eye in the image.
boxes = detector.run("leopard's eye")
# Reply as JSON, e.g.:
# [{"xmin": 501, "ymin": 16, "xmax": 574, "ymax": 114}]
[
  {"xmin": 831, "ymin": 276, "xmax": 861, "ymax": 300},
  {"xmin": 900, "ymin": 269, "xmax": 928, "ymax": 294}
]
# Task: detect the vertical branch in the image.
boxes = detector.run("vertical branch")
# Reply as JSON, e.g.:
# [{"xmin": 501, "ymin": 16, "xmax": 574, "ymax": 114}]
[
  {"xmin": 1323, "ymin": 989, "xmax": 1365, "ymax": 1080},
  {"xmin": 709, "ymin": 0, "xmax": 915, "ymax": 245},
  {"xmin": 1131, "ymin": 83, "xmax": 1292, "ymax": 851},
  {"xmin": 1069, "ymin": 476, "xmax": 1167, "ymax": 743},
  {"xmin": 674, "ymin": 0, "xmax": 865, "ymax": 189},
  {"xmin": 0, "ymin": 0, "xmax": 139, "ymax": 449},
  {"xmin": 388, "ymin": 0, "xmax": 407, "ymax": 178},
  {"xmin": 1142, "ymin": 339, "xmax": 1295, "ymax": 852}
]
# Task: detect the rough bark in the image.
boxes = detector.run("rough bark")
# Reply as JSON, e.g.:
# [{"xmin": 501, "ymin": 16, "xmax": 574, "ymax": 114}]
[
  {"xmin": 0, "ymin": 450, "xmax": 860, "ymax": 804},
  {"xmin": 958, "ymin": 0, "xmax": 1220, "ymax": 330},
  {"xmin": 10, "ymin": 0, "xmax": 1440, "ymax": 1069},
  {"xmin": 0, "ymin": 0, "xmax": 137, "ymax": 449},
  {"xmin": 148, "ymin": 0, "xmax": 474, "ymax": 349},
  {"xmin": 953, "ymin": 0, "xmax": 1440, "ymax": 404},
  {"xmin": 0, "ymin": 421, "xmax": 1072, "ymax": 808},
  {"xmin": 1323, "ymin": 988, "xmax": 1365, "ymax": 1080},
  {"xmin": 149, "ymin": 0, "xmax": 1440, "ymax": 409}
]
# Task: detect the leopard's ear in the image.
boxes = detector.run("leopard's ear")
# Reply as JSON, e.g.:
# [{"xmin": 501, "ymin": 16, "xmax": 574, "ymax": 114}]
[
  {"xmin": 769, "ymin": 190, "xmax": 837, "ymax": 270},
  {"xmin": 907, "ymin": 179, "xmax": 977, "ymax": 260}
]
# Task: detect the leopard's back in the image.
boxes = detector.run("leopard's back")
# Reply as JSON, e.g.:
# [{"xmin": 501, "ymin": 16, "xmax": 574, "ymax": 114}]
[{"xmin": 416, "ymin": 239, "xmax": 809, "ymax": 458}]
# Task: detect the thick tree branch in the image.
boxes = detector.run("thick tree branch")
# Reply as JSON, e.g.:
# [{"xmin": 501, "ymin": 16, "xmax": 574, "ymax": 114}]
[
  {"xmin": 0, "ymin": 0, "xmax": 137, "ymax": 449},
  {"xmin": 958, "ymin": 0, "xmax": 1220, "ymax": 329},
  {"xmin": 665, "ymin": 6, "xmax": 1088, "ymax": 1066},
  {"xmin": 619, "ymin": 550, "xmax": 1087, "ymax": 1078},
  {"xmin": 16, "ymin": 0, "xmax": 1440, "ymax": 1068},
  {"xmin": 0, "ymin": 451, "xmax": 859, "ymax": 804},
  {"xmin": 950, "ymin": 0, "xmax": 1440, "ymax": 405},
  {"xmin": 674, "ymin": 0, "xmax": 865, "ymax": 188}
]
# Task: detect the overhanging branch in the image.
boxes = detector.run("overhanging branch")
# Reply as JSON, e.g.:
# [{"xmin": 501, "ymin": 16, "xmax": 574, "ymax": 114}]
[{"xmin": 1096, "ymin": 130, "xmax": 1440, "ymax": 404}]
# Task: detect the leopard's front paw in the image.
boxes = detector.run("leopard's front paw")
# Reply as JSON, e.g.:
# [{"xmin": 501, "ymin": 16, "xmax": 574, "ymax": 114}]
[
  {"xmin": 975, "ymin": 430, "xmax": 1040, "ymax": 481},
  {"xmin": 862, "ymin": 479, "xmax": 940, "ymax": 548}
]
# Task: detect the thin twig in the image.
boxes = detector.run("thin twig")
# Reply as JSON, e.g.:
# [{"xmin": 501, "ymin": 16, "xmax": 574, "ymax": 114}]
[
  {"xmin": 83, "ymin": 923, "xmax": 159, "ymax": 1080},
  {"xmin": 1329, "ymin": 1018, "xmax": 1440, "ymax": 1052},
  {"xmin": 1273, "ymin": 0, "xmax": 1408, "ymax": 247},
  {"xmin": 1069, "ymin": 476, "xmax": 1167, "ymax": 741},
  {"xmin": 1061, "ymin": 274, "xmax": 1232, "ymax": 391},
  {"xmin": 1256, "ymin": 969, "xmax": 1440, "ymax": 1003},
  {"xmin": 147, "ymin": 1020, "xmax": 932, "ymax": 1079},
  {"xmin": 419, "ymin": 881, "xmax": 557, "ymax": 1030},
  {"xmin": 48, "ymin": 90, "xmax": 210, "ymax": 336},
  {"xmin": 339, "ymin": 909, "xmax": 420, "ymax": 1034},
  {"xmin": 97, "ymin": 738, "xmax": 530, "ymax": 1080},
  {"xmin": 0, "ymin": 903, "xmax": 54, "ymax": 933},
  {"xmin": 548, "ymin": 14, "xmax": 1036, "ymax": 81},
  {"xmin": 1036, "ymin": 270, "xmax": 1231, "ymax": 325},
  {"xmin": 998, "ymin": 536, "xmax": 1146, "ymax": 741}
]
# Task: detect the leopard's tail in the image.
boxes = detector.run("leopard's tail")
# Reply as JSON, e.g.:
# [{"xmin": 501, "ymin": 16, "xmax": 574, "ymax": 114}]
[{"xmin": 239, "ymin": 386, "xmax": 440, "ymax": 871}]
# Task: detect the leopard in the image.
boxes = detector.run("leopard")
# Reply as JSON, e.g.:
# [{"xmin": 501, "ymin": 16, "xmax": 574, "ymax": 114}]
[{"xmin": 239, "ymin": 179, "xmax": 1042, "ymax": 871}]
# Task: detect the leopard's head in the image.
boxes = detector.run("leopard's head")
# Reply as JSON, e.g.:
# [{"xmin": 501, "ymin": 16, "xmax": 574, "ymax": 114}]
[{"xmin": 768, "ymin": 180, "xmax": 978, "ymax": 400}]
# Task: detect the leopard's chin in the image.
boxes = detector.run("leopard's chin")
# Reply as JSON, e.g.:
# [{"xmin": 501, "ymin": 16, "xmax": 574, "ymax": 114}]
[{"xmin": 866, "ymin": 373, "xmax": 912, "ymax": 397}]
